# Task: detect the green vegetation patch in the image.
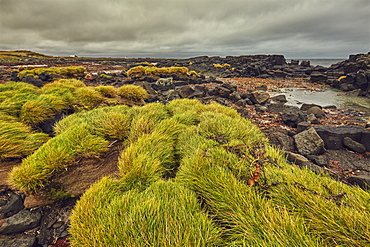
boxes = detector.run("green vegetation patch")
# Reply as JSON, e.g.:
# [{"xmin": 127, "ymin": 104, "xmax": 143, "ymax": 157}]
[
  {"xmin": 17, "ymin": 66, "xmax": 86, "ymax": 79},
  {"xmin": 126, "ymin": 65, "xmax": 189, "ymax": 77},
  {"xmin": 67, "ymin": 99, "xmax": 370, "ymax": 246},
  {"xmin": 116, "ymin": 84, "xmax": 148, "ymax": 102},
  {"xmin": 7, "ymin": 99, "xmax": 369, "ymax": 245},
  {"xmin": 0, "ymin": 80, "xmax": 148, "ymax": 160},
  {"xmin": 0, "ymin": 117, "xmax": 49, "ymax": 159}
]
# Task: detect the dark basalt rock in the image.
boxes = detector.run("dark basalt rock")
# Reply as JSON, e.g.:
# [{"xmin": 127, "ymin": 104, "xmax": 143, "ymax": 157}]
[
  {"xmin": 0, "ymin": 191, "xmax": 24, "ymax": 219},
  {"xmin": 314, "ymin": 125, "xmax": 368, "ymax": 151},
  {"xmin": 0, "ymin": 209, "xmax": 41, "ymax": 234},
  {"xmin": 293, "ymin": 127, "xmax": 326, "ymax": 156},
  {"xmin": 280, "ymin": 107, "xmax": 307, "ymax": 127},
  {"xmin": 343, "ymin": 137, "xmax": 366, "ymax": 154},
  {"xmin": 0, "ymin": 233, "xmax": 36, "ymax": 247}
]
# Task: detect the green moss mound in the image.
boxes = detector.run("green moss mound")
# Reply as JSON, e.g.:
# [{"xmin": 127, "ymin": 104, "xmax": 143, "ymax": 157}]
[{"xmin": 65, "ymin": 99, "xmax": 370, "ymax": 246}]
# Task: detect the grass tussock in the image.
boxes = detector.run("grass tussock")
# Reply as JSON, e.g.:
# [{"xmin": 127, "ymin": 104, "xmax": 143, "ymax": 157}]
[
  {"xmin": 66, "ymin": 99, "xmax": 370, "ymax": 246},
  {"xmin": 9, "ymin": 123, "xmax": 108, "ymax": 192},
  {"xmin": 94, "ymin": 85, "xmax": 117, "ymax": 98},
  {"xmin": 0, "ymin": 118, "xmax": 49, "ymax": 159},
  {"xmin": 116, "ymin": 84, "xmax": 148, "ymax": 102}
]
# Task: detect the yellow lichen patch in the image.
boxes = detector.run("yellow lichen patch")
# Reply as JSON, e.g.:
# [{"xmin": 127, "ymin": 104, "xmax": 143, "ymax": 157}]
[
  {"xmin": 338, "ymin": 76, "xmax": 347, "ymax": 81},
  {"xmin": 213, "ymin": 63, "xmax": 231, "ymax": 68}
]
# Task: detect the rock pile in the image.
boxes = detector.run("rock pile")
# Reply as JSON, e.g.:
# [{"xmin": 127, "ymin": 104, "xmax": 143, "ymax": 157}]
[
  {"xmin": 0, "ymin": 189, "xmax": 75, "ymax": 247},
  {"xmin": 313, "ymin": 53, "xmax": 370, "ymax": 97}
]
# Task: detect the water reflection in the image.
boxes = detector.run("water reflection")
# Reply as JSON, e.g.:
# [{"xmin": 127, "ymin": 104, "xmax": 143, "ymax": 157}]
[{"xmin": 271, "ymin": 88, "xmax": 370, "ymax": 114}]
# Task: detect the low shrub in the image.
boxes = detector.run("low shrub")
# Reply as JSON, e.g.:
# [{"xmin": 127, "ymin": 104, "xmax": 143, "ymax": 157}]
[
  {"xmin": 41, "ymin": 79, "xmax": 86, "ymax": 92},
  {"xmin": 70, "ymin": 180, "xmax": 222, "ymax": 247},
  {"xmin": 0, "ymin": 81, "xmax": 39, "ymax": 94}
]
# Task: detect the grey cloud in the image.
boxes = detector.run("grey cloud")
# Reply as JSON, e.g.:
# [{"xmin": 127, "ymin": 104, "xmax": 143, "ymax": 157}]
[{"xmin": 0, "ymin": 0, "xmax": 369, "ymax": 58}]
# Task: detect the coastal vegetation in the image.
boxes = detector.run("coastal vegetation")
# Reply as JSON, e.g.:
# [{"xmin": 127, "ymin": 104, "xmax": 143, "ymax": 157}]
[
  {"xmin": 66, "ymin": 99, "xmax": 369, "ymax": 246},
  {"xmin": 0, "ymin": 78, "xmax": 148, "ymax": 160},
  {"xmin": 17, "ymin": 66, "xmax": 86, "ymax": 79},
  {"xmin": 126, "ymin": 65, "xmax": 189, "ymax": 77},
  {"xmin": 1, "ymin": 52, "xmax": 370, "ymax": 246}
]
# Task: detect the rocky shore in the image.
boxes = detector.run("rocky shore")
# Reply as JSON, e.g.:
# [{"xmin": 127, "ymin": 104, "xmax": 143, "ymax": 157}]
[{"xmin": 0, "ymin": 51, "xmax": 369, "ymax": 246}]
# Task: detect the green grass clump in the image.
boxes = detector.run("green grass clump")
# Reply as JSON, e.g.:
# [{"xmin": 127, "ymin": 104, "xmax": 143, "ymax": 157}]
[
  {"xmin": 116, "ymin": 84, "xmax": 148, "ymax": 102},
  {"xmin": 70, "ymin": 179, "xmax": 221, "ymax": 247},
  {"xmin": 0, "ymin": 81, "xmax": 39, "ymax": 94},
  {"xmin": 17, "ymin": 66, "xmax": 86, "ymax": 79},
  {"xmin": 67, "ymin": 99, "xmax": 369, "ymax": 246},
  {"xmin": 20, "ymin": 94, "xmax": 70, "ymax": 126},
  {"xmin": 54, "ymin": 105, "xmax": 131, "ymax": 139},
  {"xmin": 94, "ymin": 85, "xmax": 117, "ymax": 98},
  {"xmin": 41, "ymin": 78, "xmax": 86, "ymax": 92},
  {"xmin": 74, "ymin": 87, "xmax": 105, "ymax": 109},
  {"xmin": 0, "ymin": 118, "xmax": 49, "ymax": 159},
  {"xmin": 10, "ymin": 123, "xmax": 108, "ymax": 192}
]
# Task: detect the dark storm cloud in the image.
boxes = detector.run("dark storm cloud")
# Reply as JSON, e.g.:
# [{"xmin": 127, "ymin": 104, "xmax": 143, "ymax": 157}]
[{"xmin": 0, "ymin": 0, "xmax": 369, "ymax": 58}]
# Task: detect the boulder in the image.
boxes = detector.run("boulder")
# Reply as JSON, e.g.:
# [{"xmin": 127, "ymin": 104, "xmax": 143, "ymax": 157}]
[
  {"xmin": 297, "ymin": 121, "xmax": 311, "ymax": 133},
  {"xmin": 346, "ymin": 175, "xmax": 370, "ymax": 190},
  {"xmin": 236, "ymin": 108, "xmax": 249, "ymax": 118},
  {"xmin": 285, "ymin": 152, "xmax": 322, "ymax": 173},
  {"xmin": 0, "ymin": 191, "xmax": 24, "ymax": 219},
  {"xmin": 300, "ymin": 103, "xmax": 322, "ymax": 111},
  {"xmin": 307, "ymin": 106, "xmax": 325, "ymax": 118},
  {"xmin": 0, "ymin": 233, "xmax": 36, "ymax": 247},
  {"xmin": 361, "ymin": 130, "xmax": 370, "ymax": 152},
  {"xmin": 270, "ymin": 94, "xmax": 287, "ymax": 103},
  {"xmin": 267, "ymin": 132, "xmax": 295, "ymax": 151},
  {"xmin": 0, "ymin": 209, "xmax": 41, "ymax": 234},
  {"xmin": 314, "ymin": 125, "xmax": 365, "ymax": 150},
  {"xmin": 251, "ymin": 90, "xmax": 270, "ymax": 104},
  {"xmin": 281, "ymin": 107, "xmax": 307, "ymax": 127},
  {"xmin": 177, "ymin": 85, "xmax": 196, "ymax": 98},
  {"xmin": 216, "ymin": 86, "xmax": 233, "ymax": 98},
  {"xmin": 307, "ymin": 155, "xmax": 329, "ymax": 167},
  {"xmin": 343, "ymin": 137, "xmax": 366, "ymax": 153},
  {"xmin": 307, "ymin": 113, "xmax": 319, "ymax": 124},
  {"xmin": 294, "ymin": 127, "xmax": 326, "ymax": 156},
  {"xmin": 300, "ymin": 60, "xmax": 310, "ymax": 67}
]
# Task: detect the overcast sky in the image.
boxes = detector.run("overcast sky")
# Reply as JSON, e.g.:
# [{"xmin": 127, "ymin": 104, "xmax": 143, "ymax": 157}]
[{"xmin": 0, "ymin": 0, "xmax": 369, "ymax": 58}]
